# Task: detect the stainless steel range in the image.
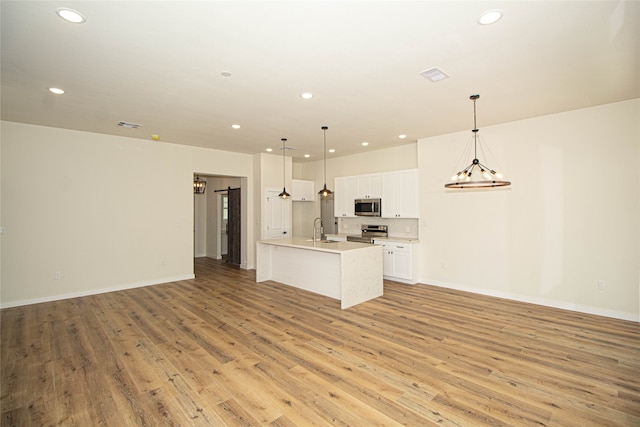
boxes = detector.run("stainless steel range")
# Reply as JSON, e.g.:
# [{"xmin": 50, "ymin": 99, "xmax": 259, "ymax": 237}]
[{"xmin": 346, "ymin": 224, "xmax": 388, "ymax": 244}]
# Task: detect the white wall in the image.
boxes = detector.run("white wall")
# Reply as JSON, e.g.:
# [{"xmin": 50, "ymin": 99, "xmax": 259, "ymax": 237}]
[
  {"xmin": 326, "ymin": 143, "xmax": 418, "ymax": 178},
  {"xmin": 1, "ymin": 122, "xmax": 255, "ymax": 307},
  {"xmin": 2, "ymin": 99, "xmax": 638, "ymax": 321},
  {"xmin": 418, "ymin": 99, "xmax": 639, "ymax": 321}
]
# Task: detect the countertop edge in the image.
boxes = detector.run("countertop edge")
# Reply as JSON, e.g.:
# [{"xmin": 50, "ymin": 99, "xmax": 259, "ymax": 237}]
[{"xmin": 257, "ymin": 238, "xmax": 379, "ymax": 254}]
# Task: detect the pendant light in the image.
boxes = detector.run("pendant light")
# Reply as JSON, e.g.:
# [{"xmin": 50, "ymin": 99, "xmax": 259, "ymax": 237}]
[
  {"xmin": 194, "ymin": 175, "xmax": 206, "ymax": 194},
  {"xmin": 444, "ymin": 94, "xmax": 511, "ymax": 189},
  {"xmin": 318, "ymin": 126, "xmax": 333, "ymax": 197},
  {"xmin": 278, "ymin": 138, "xmax": 291, "ymax": 199}
]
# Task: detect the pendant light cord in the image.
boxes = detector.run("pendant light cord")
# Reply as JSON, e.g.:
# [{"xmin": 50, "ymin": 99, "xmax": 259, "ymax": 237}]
[
  {"xmin": 282, "ymin": 138, "xmax": 286, "ymax": 183},
  {"xmin": 323, "ymin": 127, "xmax": 327, "ymax": 184},
  {"xmin": 472, "ymin": 94, "xmax": 479, "ymax": 160}
]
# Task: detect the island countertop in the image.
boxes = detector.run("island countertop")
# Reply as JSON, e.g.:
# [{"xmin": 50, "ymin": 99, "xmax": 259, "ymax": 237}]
[
  {"xmin": 256, "ymin": 238, "xmax": 383, "ymax": 309},
  {"xmin": 257, "ymin": 237, "xmax": 374, "ymax": 253}
]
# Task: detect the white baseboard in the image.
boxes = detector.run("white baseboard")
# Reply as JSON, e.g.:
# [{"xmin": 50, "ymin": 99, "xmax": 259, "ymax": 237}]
[
  {"xmin": 419, "ymin": 278, "xmax": 638, "ymax": 322},
  {"xmin": 0, "ymin": 274, "xmax": 195, "ymax": 309}
]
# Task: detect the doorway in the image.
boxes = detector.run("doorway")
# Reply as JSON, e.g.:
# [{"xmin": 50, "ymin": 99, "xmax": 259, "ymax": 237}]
[{"xmin": 193, "ymin": 175, "xmax": 243, "ymax": 266}]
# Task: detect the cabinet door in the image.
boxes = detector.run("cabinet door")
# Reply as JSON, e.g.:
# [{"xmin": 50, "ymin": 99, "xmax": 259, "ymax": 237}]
[
  {"xmin": 391, "ymin": 245, "xmax": 411, "ymax": 279},
  {"xmin": 292, "ymin": 179, "xmax": 314, "ymax": 201},
  {"xmin": 369, "ymin": 174, "xmax": 382, "ymax": 198},
  {"xmin": 334, "ymin": 176, "xmax": 357, "ymax": 217},
  {"xmin": 382, "ymin": 244, "xmax": 394, "ymax": 275},
  {"xmin": 381, "ymin": 172, "xmax": 400, "ymax": 218},
  {"xmin": 382, "ymin": 169, "xmax": 418, "ymax": 218},
  {"xmin": 398, "ymin": 170, "xmax": 418, "ymax": 218},
  {"xmin": 376, "ymin": 241, "xmax": 414, "ymax": 282},
  {"xmin": 334, "ymin": 177, "xmax": 345, "ymax": 216},
  {"xmin": 356, "ymin": 174, "xmax": 382, "ymax": 199}
]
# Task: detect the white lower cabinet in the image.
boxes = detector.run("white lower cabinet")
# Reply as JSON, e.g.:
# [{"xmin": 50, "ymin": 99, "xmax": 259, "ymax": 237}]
[{"xmin": 374, "ymin": 239, "xmax": 419, "ymax": 284}]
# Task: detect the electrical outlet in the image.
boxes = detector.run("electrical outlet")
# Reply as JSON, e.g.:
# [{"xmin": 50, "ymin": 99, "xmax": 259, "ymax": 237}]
[
  {"xmin": 54, "ymin": 272, "xmax": 63, "ymax": 280},
  {"xmin": 597, "ymin": 280, "xmax": 607, "ymax": 290},
  {"xmin": 441, "ymin": 261, "xmax": 447, "ymax": 270}
]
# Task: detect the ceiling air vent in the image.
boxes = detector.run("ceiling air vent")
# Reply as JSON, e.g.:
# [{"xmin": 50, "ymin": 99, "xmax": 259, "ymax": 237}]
[
  {"xmin": 420, "ymin": 67, "xmax": 449, "ymax": 82},
  {"xmin": 117, "ymin": 121, "xmax": 141, "ymax": 129}
]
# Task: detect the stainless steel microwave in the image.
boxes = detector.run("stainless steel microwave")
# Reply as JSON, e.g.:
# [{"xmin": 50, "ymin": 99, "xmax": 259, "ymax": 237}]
[{"xmin": 354, "ymin": 198, "xmax": 381, "ymax": 216}]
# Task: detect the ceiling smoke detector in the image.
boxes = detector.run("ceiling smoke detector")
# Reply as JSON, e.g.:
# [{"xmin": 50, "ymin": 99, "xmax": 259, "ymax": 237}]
[
  {"xmin": 117, "ymin": 121, "xmax": 141, "ymax": 129},
  {"xmin": 420, "ymin": 67, "xmax": 449, "ymax": 82}
]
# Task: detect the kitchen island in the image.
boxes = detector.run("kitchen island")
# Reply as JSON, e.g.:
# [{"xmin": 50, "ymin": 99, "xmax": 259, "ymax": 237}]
[{"xmin": 256, "ymin": 238, "xmax": 383, "ymax": 309}]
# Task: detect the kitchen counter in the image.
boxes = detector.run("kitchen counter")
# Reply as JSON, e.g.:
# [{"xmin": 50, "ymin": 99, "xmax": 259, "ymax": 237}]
[
  {"xmin": 325, "ymin": 233, "xmax": 420, "ymax": 244},
  {"xmin": 256, "ymin": 238, "xmax": 383, "ymax": 309},
  {"xmin": 258, "ymin": 237, "xmax": 373, "ymax": 253},
  {"xmin": 373, "ymin": 237, "xmax": 420, "ymax": 243}
]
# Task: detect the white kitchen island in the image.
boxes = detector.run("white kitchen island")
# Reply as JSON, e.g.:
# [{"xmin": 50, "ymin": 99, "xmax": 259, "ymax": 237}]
[{"xmin": 256, "ymin": 238, "xmax": 383, "ymax": 309}]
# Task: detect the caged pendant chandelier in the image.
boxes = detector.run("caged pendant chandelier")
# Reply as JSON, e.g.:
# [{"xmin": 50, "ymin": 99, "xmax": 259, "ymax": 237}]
[
  {"xmin": 444, "ymin": 94, "xmax": 511, "ymax": 189},
  {"xmin": 194, "ymin": 175, "xmax": 206, "ymax": 194},
  {"xmin": 278, "ymin": 138, "xmax": 291, "ymax": 199},
  {"xmin": 318, "ymin": 126, "xmax": 333, "ymax": 198}
]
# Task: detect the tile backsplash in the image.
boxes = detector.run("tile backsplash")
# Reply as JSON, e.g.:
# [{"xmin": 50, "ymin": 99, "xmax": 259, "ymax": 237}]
[{"xmin": 338, "ymin": 217, "xmax": 419, "ymax": 239}]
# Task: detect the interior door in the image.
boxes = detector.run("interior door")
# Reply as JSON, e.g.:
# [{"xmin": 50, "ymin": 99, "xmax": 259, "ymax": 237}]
[
  {"xmin": 227, "ymin": 188, "xmax": 241, "ymax": 265},
  {"xmin": 266, "ymin": 189, "xmax": 291, "ymax": 239}
]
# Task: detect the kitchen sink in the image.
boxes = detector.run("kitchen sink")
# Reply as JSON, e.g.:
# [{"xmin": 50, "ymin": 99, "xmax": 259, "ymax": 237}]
[{"xmin": 304, "ymin": 239, "xmax": 339, "ymax": 243}]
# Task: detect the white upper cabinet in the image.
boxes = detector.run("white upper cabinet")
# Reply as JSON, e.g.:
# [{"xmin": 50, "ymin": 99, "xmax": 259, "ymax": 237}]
[
  {"xmin": 333, "ymin": 169, "xmax": 418, "ymax": 218},
  {"xmin": 356, "ymin": 173, "xmax": 382, "ymax": 199},
  {"xmin": 334, "ymin": 176, "xmax": 357, "ymax": 217},
  {"xmin": 381, "ymin": 169, "xmax": 419, "ymax": 218},
  {"xmin": 292, "ymin": 179, "xmax": 315, "ymax": 201}
]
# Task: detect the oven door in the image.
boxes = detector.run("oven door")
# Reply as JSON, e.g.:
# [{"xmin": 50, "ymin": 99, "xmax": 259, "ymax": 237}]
[{"xmin": 346, "ymin": 235, "xmax": 373, "ymax": 244}]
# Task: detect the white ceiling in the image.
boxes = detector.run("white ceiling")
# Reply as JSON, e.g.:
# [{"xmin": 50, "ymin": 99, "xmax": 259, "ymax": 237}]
[{"xmin": 1, "ymin": 1, "xmax": 638, "ymax": 162}]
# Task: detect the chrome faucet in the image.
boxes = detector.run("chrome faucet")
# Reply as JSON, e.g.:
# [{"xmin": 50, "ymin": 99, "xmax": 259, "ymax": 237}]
[{"xmin": 313, "ymin": 217, "xmax": 323, "ymax": 242}]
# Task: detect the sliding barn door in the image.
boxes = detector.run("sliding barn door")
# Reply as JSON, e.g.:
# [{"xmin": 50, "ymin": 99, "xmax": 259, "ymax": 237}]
[{"xmin": 227, "ymin": 188, "xmax": 241, "ymax": 265}]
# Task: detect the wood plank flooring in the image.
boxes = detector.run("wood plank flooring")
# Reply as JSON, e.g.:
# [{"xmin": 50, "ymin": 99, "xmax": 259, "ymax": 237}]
[{"xmin": 2, "ymin": 257, "xmax": 639, "ymax": 426}]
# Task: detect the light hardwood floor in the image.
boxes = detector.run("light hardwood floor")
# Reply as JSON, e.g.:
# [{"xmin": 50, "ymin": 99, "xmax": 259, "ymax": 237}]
[{"xmin": 2, "ymin": 258, "xmax": 639, "ymax": 426}]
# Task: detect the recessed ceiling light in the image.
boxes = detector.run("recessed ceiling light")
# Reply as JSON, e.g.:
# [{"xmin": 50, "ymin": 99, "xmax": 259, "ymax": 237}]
[
  {"xmin": 304, "ymin": 154, "xmax": 310, "ymax": 158},
  {"xmin": 478, "ymin": 9, "xmax": 503, "ymax": 25},
  {"xmin": 398, "ymin": 134, "xmax": 407, "ymax": 139},
  {"xmin": 48, "ymin": 87, "xmax": 65, "ymax": 95},
  {"xmin": 55, "ymin": 8, "xmax": 86, "ymax": 24},
  {"xmin": 419, "ymin": 67, "xmax": 449, "ymax": 82},
  {"xmin": 231, "ymin": 124, "xmax": 241, "ymax": 129},
  {"xmin": 300, "ymin": 92, "xmax": 313, "ymax": 100},
  {"xmin": 266, "ymin": 148, "xmax": 273, "ymax": 152},
  {"xmin": 329, "ymin": 149, "xmax": 335, "ymax": 153},
  {"xmin": 361, "ymin": 142, "xmax": 369, "ymax": 146}
]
